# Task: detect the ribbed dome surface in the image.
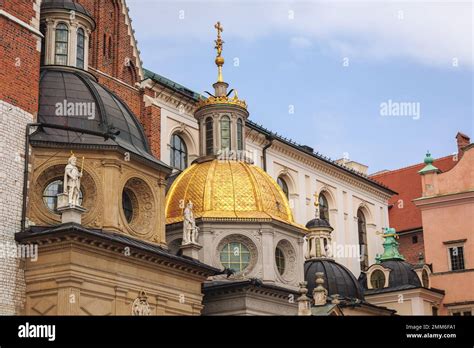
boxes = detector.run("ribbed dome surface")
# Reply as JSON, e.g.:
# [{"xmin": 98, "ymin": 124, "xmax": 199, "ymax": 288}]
[
  {"xmin": 165, "ymin": 159, "xmax": 298, "ymax": 226},
  {"xmin": 304, "ymin": 259, "xmax": 365, "ymax": 301},
  {"xmin": 32, "ymin": 67, "xmax": 165, "ymax": 167},
  {"xmin": 360, "ymin": 260, "xmax": 421, "ymax": 290},
  {"xmin": 41, "ymin": 0, "xmax": 93, "ymax": 19}
]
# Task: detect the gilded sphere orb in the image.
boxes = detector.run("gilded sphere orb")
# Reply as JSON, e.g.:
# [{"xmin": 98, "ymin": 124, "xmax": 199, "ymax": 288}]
[{"xmin": 215, "ymin": 56, "xmax": 225, "ymax": 66}]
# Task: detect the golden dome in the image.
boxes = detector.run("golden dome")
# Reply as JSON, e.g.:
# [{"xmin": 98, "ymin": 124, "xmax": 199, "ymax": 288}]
[{"xmin": 166, "ymin": 159, "xmax": 297, "ymax": 226}]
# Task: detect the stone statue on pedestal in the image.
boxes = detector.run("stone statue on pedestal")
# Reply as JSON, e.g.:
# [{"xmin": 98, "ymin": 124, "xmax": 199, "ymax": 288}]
[
  {"xmin": 64, "ymin": 154, "xmax": 83, "ymax": 206},
  {"xmin": 183, "ymin": 201, "xmax": 199, "ymax": 244}
]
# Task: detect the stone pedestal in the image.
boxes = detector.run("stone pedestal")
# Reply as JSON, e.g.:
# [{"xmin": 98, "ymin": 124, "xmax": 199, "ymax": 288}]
[
  {"xmin": 57, "ymin": 194, "xmax": 87, "ymax": 224},
  {"xmin": 180, "ymin": 242, "xmax": 202, "ymax": 259}
]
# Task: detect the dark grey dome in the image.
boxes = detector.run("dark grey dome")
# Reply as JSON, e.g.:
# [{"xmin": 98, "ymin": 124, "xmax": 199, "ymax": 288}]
[
  {"xmin": 305, "ymin": 218, "xmax": 332, "ymax": 229},
  {"xmin": 41, "ymin": 0, "xmax": 93, "ymax": 20},
  {"xmin": 32, "ymin": 67, "xmax": 168, "ymax": 170},
  {"xmin": 359, "ymin": 260, "xmax": 421, "ymax": 290},
  {"xmin": 304, "ymin": 259, "xmax": 364, "ymax": 301}
]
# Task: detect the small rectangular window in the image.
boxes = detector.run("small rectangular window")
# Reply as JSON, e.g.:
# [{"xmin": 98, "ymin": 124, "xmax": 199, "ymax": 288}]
[
  {"xmin": 449, "ymin": 246, "xmax": 465, "ymax": 271},
  {"xmin": 412, "ymin": 235, "xmax": 418, "ymax": 244}
]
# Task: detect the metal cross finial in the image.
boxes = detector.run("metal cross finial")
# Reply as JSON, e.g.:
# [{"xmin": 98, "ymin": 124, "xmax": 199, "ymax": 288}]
[
  {"xmin": 214, "ymin": 21, "xmax": 224, "ymax": 58},
  {"xmin": 215, "ymin": 21, "xmax": 223, "ymax": 41}
]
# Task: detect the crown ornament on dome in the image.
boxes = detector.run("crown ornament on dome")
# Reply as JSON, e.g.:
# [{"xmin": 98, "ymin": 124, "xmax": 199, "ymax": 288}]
[{"xmin": 195, "ymin": 22, "xmax": 247, "ymax": 110}]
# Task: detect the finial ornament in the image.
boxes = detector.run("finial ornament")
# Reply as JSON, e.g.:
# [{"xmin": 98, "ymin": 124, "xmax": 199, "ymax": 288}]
[
  {"xmin": 214, "ymin": 21, "xmax": 225, "ymax": 82},
  {"xmin": 375, "ymin": 227, "xmax": 405, "ymax": 263}
]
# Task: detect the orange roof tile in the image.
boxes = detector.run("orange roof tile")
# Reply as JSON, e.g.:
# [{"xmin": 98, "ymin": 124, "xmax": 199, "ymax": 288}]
[{"xmin": 371, "ymin": 155, "xmax": 457, "ymax": 232}]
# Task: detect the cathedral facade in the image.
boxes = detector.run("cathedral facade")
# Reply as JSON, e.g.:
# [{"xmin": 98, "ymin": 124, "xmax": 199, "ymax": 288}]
[{"xmin": 1, "ymin": 0, "xmax": 446, "ymax": 317}]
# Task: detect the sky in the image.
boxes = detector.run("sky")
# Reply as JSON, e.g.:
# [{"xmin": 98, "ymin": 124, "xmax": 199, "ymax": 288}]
[{"xmin": 128, "ymin": 0, "xmax": 473, "ymax": 173}]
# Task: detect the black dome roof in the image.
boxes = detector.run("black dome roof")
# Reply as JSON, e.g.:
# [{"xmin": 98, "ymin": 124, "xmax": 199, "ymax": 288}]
[
  {"xmin": 304, "ymin": 259, "xmax": 364, "ymax": 301},
  {"xmin": 41, "ymin": 0, "xmax": 93, "ymax": 19},
  {"xmin": 359, "ymin": 260, "xmax": 421, "ymax": 290},
  {"xmin": 305, "ymin": 218, "xmax": 332, "ymax": 229},
  {"xmin": 32, "ymin": 67, "xmax": 168, "ymax": 170}
]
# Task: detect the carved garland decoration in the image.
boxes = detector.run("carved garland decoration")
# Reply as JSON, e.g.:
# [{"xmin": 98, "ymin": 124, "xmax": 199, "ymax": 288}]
[
  {"xmin": 31, "ymin": 162, "xmax": 101, "ymax": 227},
  {"xmin": 121, "ymin": 177, "xmax": 156, "ymax": 240},
  {"xmin": 275, "ymin": 239, "xmax": 297, "ymax": 284}
]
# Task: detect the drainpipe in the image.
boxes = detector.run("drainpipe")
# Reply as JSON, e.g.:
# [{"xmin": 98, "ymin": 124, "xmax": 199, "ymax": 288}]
[
  {"xmin": 21, "ymin": 123, "xmax": 41, "ymax": 232},
  {"xmin": 262, "ymin": 135, "xmax": 274, "ymax": 172}
]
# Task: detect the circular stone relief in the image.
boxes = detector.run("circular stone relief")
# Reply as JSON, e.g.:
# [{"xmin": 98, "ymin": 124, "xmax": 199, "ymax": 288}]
[
  {"xmin": 34, "ymin": 164, "xmax": 97, "ymax": 223},
  {"xmin": 121, "ymin": 177, "xmax": 156, "ymax": 239}
]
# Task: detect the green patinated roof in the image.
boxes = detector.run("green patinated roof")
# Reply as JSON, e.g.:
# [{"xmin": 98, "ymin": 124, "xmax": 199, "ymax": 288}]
[
  {"xmin": 376, "ymin": 227, "xmax": 405, "ymax": 262},
  {"xmin": 142, "ymin": 67, "xmax": 397, "ymax": 196},
  {"xmin": 143, "ymin": 68, "xmax": 203, "ymax": 101}
]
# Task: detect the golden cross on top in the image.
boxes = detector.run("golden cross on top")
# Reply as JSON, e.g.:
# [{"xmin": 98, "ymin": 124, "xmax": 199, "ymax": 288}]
[{"xmin": 214, "ymin": 21, "xmax": 224, "ymax": 57}]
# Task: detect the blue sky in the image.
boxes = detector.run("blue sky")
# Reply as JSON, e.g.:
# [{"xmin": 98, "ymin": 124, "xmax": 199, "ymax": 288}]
[{"xmin": 128, "ymin": 0, "xmax": 473, "ymax": 173}]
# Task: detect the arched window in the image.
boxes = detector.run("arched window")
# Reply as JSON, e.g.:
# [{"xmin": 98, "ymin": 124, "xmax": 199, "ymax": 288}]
[
  {"xmin": 76, "ymin": 28, "xmax": 85, "ymax": 69},
  {"xmin": 370, "ymin": 270, "xmax": 385, "ymax": 289},
  {"xmin": 220, "ymin": 116, "xmax": 231, "ymax": 151},
  {"xmin": 277, "ymin": 177, "xmax": 289, "ymax": 198},
  {"xmin": 103, "ymin": 33, "xmax": 107, "ymax": 56},
  {"xmin": 237, "ymin": 118, "xmax": 243, "ymax": 151},
  {"xmin": 422, "ymin": 269, "xmax": 430, "ymax": 288},
  {"xmin": 170, "ymin": 134, "xmax": 187, "ymax": 170},
  {"xmin": 205, "ymin": 117, "xmax": 213, "ymax": 155},
  {"xmin": 357, "ymin": 209, "xmax": 368, "ymax": 271},
  {"xmin": 108, "ymin": 36, "xmax": 112, "ymax": 58},
  {"xmin": 319, "ymin": 193, "xmax": 330, "ymax": 222},
  {"xmin": 55, "ymin": 23, "xmax": 69, "ymax": 65}
]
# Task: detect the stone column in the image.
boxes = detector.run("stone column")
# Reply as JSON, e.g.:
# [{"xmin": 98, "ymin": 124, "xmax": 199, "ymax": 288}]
[
  {"xmin": 56, "ymin": 276, "xmax": 83, "ymax": 315},
  {"xmin": 261, "ymin": 228, "xmax": 275, "ymax": 282},
  {"xmin": 101, "ymin": 159, "xmax": 122, "ymax": 232},
  {"xmin": 45, "ymin": 18, "xmax": 55, "ymax": 64}
]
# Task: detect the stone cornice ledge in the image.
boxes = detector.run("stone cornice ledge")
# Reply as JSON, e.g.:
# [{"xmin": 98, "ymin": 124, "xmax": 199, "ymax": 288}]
[{"xmin": 15, "ymin": 223, "xmax": 219, "ymax": 277}]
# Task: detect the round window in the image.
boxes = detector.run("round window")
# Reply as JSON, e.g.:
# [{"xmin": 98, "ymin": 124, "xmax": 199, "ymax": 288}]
[
  {"xmin": 275, "ymin": 247, "xmax": 286, "ymax": 275},
  {"xmin": 122, "ymin": 189, "xmax": 135, "ymax": 223},
  {"xmin": 43, "ymin": 179, "xmax": 83, "ymax": 213},
  {"xmin": 220, "ymin": 242, "xmax": 250, "ymax": 272}
]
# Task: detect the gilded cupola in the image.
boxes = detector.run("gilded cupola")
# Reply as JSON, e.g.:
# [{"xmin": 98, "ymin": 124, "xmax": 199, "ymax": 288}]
[{"xmin": 165, "ymin": 22, "xmax": 299, "ymax": 228}]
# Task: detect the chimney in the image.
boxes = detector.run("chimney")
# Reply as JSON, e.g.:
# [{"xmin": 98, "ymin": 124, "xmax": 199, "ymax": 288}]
[{"xmin": 456, "ymin": 132, "xmax": 470, "ymax": 159}]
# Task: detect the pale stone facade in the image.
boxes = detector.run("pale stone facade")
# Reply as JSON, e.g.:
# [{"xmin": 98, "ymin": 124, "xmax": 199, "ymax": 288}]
[{"xmin": 0, "ymin": 101, "xmax": 31, "ymax": 314}]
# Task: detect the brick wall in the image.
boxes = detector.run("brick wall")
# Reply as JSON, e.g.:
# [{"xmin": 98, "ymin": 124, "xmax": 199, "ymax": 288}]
[
  {"xmin": 398, "ymin": 230, "xmax": 425, "ymax": 265},
  {"xmin": 0, "ymin": 0, "xmax": 41, "ymax": 314},
  {"xmin": 77, "ymin": 0, "xmax": 162, "ymax": 159}
]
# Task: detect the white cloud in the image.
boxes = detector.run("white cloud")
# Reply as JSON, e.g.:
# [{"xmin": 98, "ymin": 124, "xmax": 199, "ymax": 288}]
[
  {"xmin": 127, "ymin": 0, "xmax": 473, "ymax": 68},
  {"xmin": 290, "ymin": 36, "xmax": 312, "ymax": 49}
]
